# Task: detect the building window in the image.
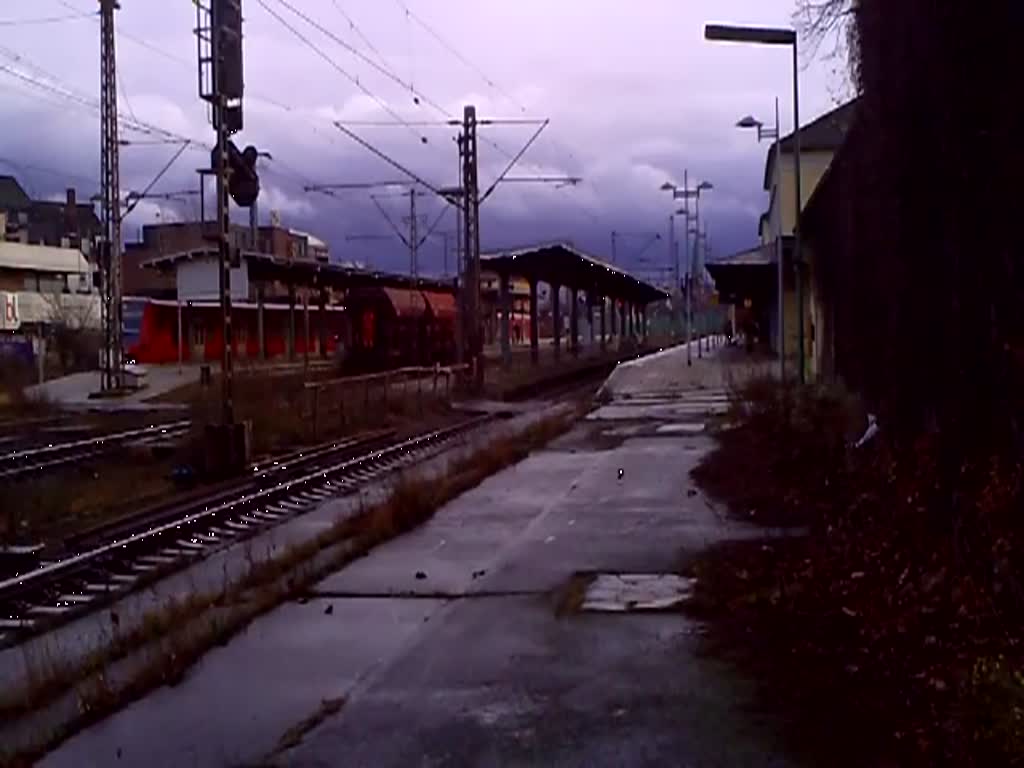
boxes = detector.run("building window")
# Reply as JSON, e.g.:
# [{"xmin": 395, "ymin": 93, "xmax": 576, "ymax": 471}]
[{"xmin": 30, "ymin": 274, "xmax": 69, "ymax": 293}]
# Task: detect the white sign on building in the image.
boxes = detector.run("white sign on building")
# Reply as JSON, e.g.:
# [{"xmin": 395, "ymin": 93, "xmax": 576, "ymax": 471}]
[
  {"xmin": 0, "ymin": 292, "xmax": 19, "ymax": 331},
  {"xmin": 176, "ymin": 256, "xmax": 250, "ymax": 302}
]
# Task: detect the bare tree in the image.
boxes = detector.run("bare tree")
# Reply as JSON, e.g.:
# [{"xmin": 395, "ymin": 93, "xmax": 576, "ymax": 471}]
[
  {"xmin": 795, "ymin": 0, "xmax": 861, "ymax": 90},
  {"xmin": 42, "ymin": 292, "xmax": 101, "ymax": 374}
]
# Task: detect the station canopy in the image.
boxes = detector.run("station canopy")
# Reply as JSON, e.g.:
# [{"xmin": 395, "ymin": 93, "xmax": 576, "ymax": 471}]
[
  {"xmin": 705, "ymin": 243, "xmax": 778, "ymax": 305},
  {"xmin": 480, "ymin": 243, "xmax": 668, "ymax": 305}
]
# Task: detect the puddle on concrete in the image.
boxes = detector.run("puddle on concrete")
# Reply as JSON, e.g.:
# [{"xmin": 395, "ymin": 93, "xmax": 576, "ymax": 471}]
[
  {"xmin": 580, "ymin": 573, "xmax": 697, "ymax": 612},
  {"xmin": 600, "ymin": 425, "xmax": 648, "ymax": 438}
]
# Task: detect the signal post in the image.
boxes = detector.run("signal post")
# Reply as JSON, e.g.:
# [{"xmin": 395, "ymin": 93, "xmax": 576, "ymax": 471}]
[{"xmin": 196, "ymin": 0, "xmax": 260, "ymax": 474}]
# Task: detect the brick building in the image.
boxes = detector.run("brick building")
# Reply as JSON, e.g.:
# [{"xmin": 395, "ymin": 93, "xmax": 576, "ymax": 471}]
[
  {"xmin": 123, "ymin": 219, "xmax": 331, "ymax": 298},
  {"xmin": 0, "ymin": 176, "xmax": 101, "ymax": 257}
]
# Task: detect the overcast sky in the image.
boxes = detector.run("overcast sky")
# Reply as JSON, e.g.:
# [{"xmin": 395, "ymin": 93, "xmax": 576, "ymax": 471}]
[{"xmin": 0, "ymin": 0, "xmax": 851, "ymax": 281}]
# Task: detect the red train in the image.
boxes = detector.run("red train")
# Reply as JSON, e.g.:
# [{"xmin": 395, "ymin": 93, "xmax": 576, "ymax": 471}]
[{"xmin": 123, "ymin": 285, "xmax": 457, "ymax": 373}]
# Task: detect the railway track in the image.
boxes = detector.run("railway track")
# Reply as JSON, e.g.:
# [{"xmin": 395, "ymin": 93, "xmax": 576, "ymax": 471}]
[
  {"xmin": 0, "ymin": 414, "xmax": 497, "ymax": 646},
  {"xmin": 0, "ymin": 419, "xmax": 193, "ymax": 482}
]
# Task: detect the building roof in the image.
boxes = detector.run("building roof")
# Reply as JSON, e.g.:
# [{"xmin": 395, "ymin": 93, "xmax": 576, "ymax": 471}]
[
  {"xmin": 480, "ymin": 242, "xmax": 667, "ymax": 305},
  {"xmin": 708, "ymin": 244, "xmax": 775, "ymax": 269},
  {"xmin": 143, "ymin": 247, "xmax": 456, "ymax": 293},
  {"xmin": 705, "ymin": 245, "xmax": 778, "ymax": 304},
  {"xmin": 289, "ymin": 229, "xmax": 328, "ymax": 251},
  {"xmin": 0, "ymin": 176, "xmax": 31, "ymax": 211},
  {"xmin": 0, "ymin": 241, "xmax": 91, "ymax": 274},
  {"xmin": 765, "ymin": 98, "xmax": 859, "ymax": 190}
]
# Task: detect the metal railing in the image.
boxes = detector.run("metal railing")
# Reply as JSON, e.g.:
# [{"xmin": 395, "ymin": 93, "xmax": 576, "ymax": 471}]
[{"xmin": 304, "ymin": 364, "xmax": 470, "ymax": 439}]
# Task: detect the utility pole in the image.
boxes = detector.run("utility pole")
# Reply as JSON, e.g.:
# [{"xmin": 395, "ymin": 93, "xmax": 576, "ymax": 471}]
[
  {"xmin": 426, "ymin": 231, "xmax": 453, "ymax": 276},
  {"xmin": 99, "ymin": 0, "xmax": 123, "ymax": 392},
  {"xmin": 611, "ymin": 231, "xmax": 617, "ymax": 265},
  {"xmin": 683, "ymin": 170, "xmax": 693, "ymax": 366},
  {"xmin": 330, "ymin": 108, "xmax": 558, "ymax": 386},
  {"xmin": 667, "ymin": 214, "xmax": 676, "ymax": 336},
  {"xmin": 461, "ymin": 106, "xmax": 482, "ymax": 391},
  {"xmin": 408, "ymin": 187, "xmax": 418, "ymax": 277},
  {"xmin": 454, "ymin": 166, "xmax": 464, "ymax": 365},
  {"xmin": 440, "ymin": 231, "xmax": 450, "ymax": 276}
]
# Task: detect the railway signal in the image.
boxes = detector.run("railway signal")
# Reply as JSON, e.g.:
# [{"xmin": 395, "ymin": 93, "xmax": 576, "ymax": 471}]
[{"xmin": 196, "ymin": 0, "xmax": 254, "ymax": 472}]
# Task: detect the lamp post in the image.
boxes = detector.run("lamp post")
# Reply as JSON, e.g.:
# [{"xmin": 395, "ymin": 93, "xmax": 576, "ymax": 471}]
[
  {"xmin": 738, "ymin": 98, "xmax": 785, "ymax": 381},
  {"xmin": 705, "ymin": 23, "xmax": 804, "ymax": 382},
  {"xmin": 663, "ymin": 177, "xmax": 712, "ymax": 365},
  {"xmin": 689, "ymin": 225, "xmax": 708, "ymax": 358}
]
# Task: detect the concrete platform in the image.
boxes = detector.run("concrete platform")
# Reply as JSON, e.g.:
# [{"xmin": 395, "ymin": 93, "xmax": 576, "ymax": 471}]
[{"xmin": 41, "ymin": 343, "xmax": 796, "ymax": 768}]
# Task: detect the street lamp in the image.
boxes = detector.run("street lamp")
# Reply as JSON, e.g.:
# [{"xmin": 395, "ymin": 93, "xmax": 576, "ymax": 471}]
[
  {"xmin": 738, "ymin": 100, "xmax": 785, "ymax": 381},
  {"xmin": 661, "ymin": 176, "xmax": 713, "ymax": 365},
  {"xmin": 705, "ymin": 22, "xmax": 804, "ymax": 382}
]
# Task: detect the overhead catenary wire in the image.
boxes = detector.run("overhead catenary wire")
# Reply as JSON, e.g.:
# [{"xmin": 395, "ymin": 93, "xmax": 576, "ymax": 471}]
[
  {"xmin": 332, "ymin": 122, "xmax": 447, "ymax": 198},
  {"xmin": 393, "ymin": 0, "xmax": 527, "ymax": 115},
  {"xmin": 270, "ymin": 0, "xmax": 431, "ymax": 100},
  {"xmin": 0, "ymin": 155, "xmax": 99, "ymax": 190},
  {"xmin": 118, "ymin": 67, "xmax": 139, "ymax": 125},
  {"xmin": 417, "ymin": 205, "xmax": 448, "ymax": 248},
  {"xmin": 0, "ymin": 49, "xmax": 206, "ymax": 148},
  {"xmin": 57, "ymin": 0, "xmax": 355, "ymax": 169},
  {"xmin": 380, "ymin": 1, "xmax": 595, "ymax": 222},
  {"xmin": 0, "ymin": 11, "xmax": 96, "ymax": 27},
  {"xmin": 55, "ymin": 0, "xmax": 341, "ymax": 186},
  {"xmin": 480, "ymin": 119, "xmax": 549, "ymax": 203},
  {"xmin": 265, "ymin": 0, "xmax": 520, "ymax": 161},
  {"xmin": 256, "ymin": 0, "xmax": 432, "ymax": 146},
  {"xmin": 330, "ymin": 0, "xmax": 391, "ymax": 71},
  {"xmin": 122, "ymin": 141, "xmax": 192, "ymax": 218},
  {"xmin": 369, "ymin": 194, "xmax": 411, "ymax": 247}
]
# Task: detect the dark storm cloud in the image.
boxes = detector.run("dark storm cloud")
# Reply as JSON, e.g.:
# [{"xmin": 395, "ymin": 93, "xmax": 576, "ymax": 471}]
[{"xmin": 0, "ymin": 0, "xmax": 846, "ymax": 282}]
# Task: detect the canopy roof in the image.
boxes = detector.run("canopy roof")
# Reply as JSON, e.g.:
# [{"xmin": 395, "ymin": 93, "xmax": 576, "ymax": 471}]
[{"xmin": 480, "ymin": 242, "xmax": 667, "ymax": 305}]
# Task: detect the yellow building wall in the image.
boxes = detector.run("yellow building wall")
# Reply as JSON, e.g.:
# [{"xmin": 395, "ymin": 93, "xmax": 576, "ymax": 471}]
[
  {"xmin": 765, "ymin": 150, "xmax": 835, "ymax": 239},
  {"xmin": 782, "ymin": 277, "xmax": 818, "ymax": 382},
  {"xmin": 763, "ymin": 150, "xmax": 834, "ymax": 382}
]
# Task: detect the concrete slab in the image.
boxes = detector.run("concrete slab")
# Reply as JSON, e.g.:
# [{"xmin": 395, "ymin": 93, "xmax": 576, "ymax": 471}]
[
  {"xmin": 656, "ymin": 422, "xmax": 707, "ymax": 434},
  {"xmin": 40, "ymin": 597, "xmax": 444, "ymax": 768},
  {"xmin": 27, "ymin": 366, "xmax": 198, "ymax": 406}
]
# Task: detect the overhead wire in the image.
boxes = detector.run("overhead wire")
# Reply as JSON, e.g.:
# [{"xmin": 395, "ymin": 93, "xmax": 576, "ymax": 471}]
[
  {"xmin": 393, "ymin": 0, "xmax": 527, "ymax": 114},
  {"xmin": 123, "ymin": 141, "xmax": 192, "ymax": 217},
  {"xmin": 256, "ymin": 0, "xmax": 429, "ymax": 144},
  {"xmin": 0, "ymin": 47, "xmax": 206, "ymax": 147},
  {"xmin": 117, "ymin": 66, "xmax": 139, "ymax": 125},
  {"xmin": 266, "ymin": 0, "xmax": 518, "ymax": 162},
  {"xmin": 0, "ymin": 11, "xmax": 96, "ymax": 27},
  {"xmin": 269, "ymin": 0, "xmax": 450, "ymax": 118},
  {"xmin": 381, "ymin": 2, "xmax": 598, "ymax": 230},
  {"xmin": 417, "ymin": 205, "xmax": 448, "ymax": 248},
  {"xmin": 0, "ymin": 155, "xmax": 99, "ymax": 190},
  {"xmin": 329, "ymin": 0, "xmax": 391, "ymax": 71},
  {"xmin": 53, "ymin": 1, "xmax": 347, "ymax": 210}
]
